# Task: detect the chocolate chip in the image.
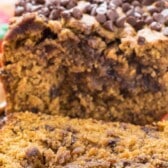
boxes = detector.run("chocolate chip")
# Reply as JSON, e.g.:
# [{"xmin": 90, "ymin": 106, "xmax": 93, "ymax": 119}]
[
  {"xmin": 31, "ymin": 5, "xmax": 43, "ymax": 12},
  {"xmin": 26, "ymin": 147, "xmax": 41, "ymax": 158},
  {"xmin": 45, "ymin": 45, "xmax": 57, "ymax": 53},
  {"xmin": 132, "ymin": 1, "xmax": 140, "ymax": 6},
  {"xmin": 137, "ymin": 156, "xmax": 149, "ymax": 164},
  {"xmin": 50, "ymin": 86, "xmax": 59, "ymax": 99},
  {"xmin": 141, "ymin": 126, "xmax": 157, "ymax": 134},
  {"xmin": 134, "ymin": 12, "xmax": 142, "ymax": 18},
  {"xmin": 126, "ymin": 8, "xmax": 135, "ymax": 16},
  {"xmin": 122, "ymin": 3, "xmax": 132, "ymax": 13},
  {"xmin": 135, "ymin": 20, "xmax": 145, "ymax": 30},
  {"xmin": 107, "ymin": 68, "xmax": 116, "ymax": 77},
  {"xmin": 31, "ymin": 107, "xmax": 39, "ymax": 113},
  {"xmin": 96, "ymin": 14, "xmax": 107, "ymax": 24},
  {"xmin": 93, "ymin": 0, "xmax": 104, "ymax": 3},
  {"xmin": 163, "ymin": 27, "xmax": 168, "ymax": 36},
  {"xmin": 155, "ymin": 1, "xmax": 165, "ymax": 8},
  {"xmin": 134, "ymin": 6, "xmax": 143, "ymax": 14},
  {"xmin": 127, "ymin": 16, "xmax": 137, "ymax": 26},
  {"xmin": 143, "ymin": 74, "xmax": 161, "ymax": 92},
  {"xmin": 145, "ymin": 16, "xmax": 153, "ymax": 24},
  {"xmin": 150, "ymin": 22, "xmax": 162, "ymax": 31},
  {"xmin": 142, "ymin": 0, "xmax": 156, "ymax": 6},
  {"xmin": 15, "ymin": 6, "xmax": 25, "ymax": 16},
  {"xmin": 116, "ymin": 16, "xmax": 126, "ymax": 28},
  {"xmin": 108, "ymin": 138, "xmax": 119, "ymax": 148},
  {"xmin": 165, "ymin": 19, "xmax": 168, "ymax": 26},
  {"xmin": 49, "ymin": 9, "xmax": 61, "ymax": 20},
  {"xmin": 123, "ymin": 161, "xmax": 131, "ymax": 167},
  {"xmin": 103, "ymin": 20, "xmax": 114, "ymax": 31},
  {"xmin": 110, "ymin": 0, "xmax": 122, "ymax": 7},
  {"xmin": 72, "ymin": 8, "xmax": 83, "ymax": 19},
  {"xmin": 45, "ymin": 125, "xmax": 55, "ymax": 131},
  {"xmin": 153, "ymin": 13, "xmax": 165, "ymax": 24},
  {"xmin": 106, "ymin": 9, "xmax": 119, "ymax": 22},
  {"xmin": 66, "ymin": 0, "xmax": 77, "ymax": 9},
  {"xmin": 84, "ymin": 3, "xmax": 92, "ymax": 13},
  {"xmin": 34, "ymin": 0, "xmax": 45, "ymax": 4},
  {"xmin": 46, "ymin": 0, "xmax": 58, "ymax": 9},
  {"xmin": 61, "ymin": 10, "xmax": 71, "ymax": 19},
  {"xmin": 60, "ymin": 0, "xmax": 69, "ymax": 6},
  {"xmin": 147, "ymin": 6, "xmax": 161, "ymax": 14},
  {"xmin": 14, "ymin": 0, "xmax": 168, "ymax": 35},
  {"xmin": 137, "ymin": 36, "xmax": 146, "ymax": 45},
  {"xmin": 38, "ymin": 7, "xmax": 50, "ymax": 17},
  {"xmin": 109, "ymin": 2, "xmax": 117, "ymax": 9}
]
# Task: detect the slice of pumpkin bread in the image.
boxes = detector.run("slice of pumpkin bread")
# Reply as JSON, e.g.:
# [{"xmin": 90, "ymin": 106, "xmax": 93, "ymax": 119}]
[
  {"xmin": 1, "ymin": 112, "xmax": 168, "ymax": 168},
  {"xmin": 2, "ymin": 0, "xmax": 168, "ymax": 124}
]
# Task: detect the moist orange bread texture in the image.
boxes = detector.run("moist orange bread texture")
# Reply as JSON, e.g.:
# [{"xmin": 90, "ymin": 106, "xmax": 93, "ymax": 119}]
[
  {"xmin": 2, "ymin": 0, "xmax": 168, "ymax": 125},
  {"xmin": 0, "ymin": 112, "xmax": 168, "ymax": 168}
]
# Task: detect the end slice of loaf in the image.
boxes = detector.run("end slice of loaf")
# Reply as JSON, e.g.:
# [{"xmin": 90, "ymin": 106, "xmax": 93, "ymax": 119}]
[{"xmin": 0, "ymin": 112, "xmax": 168, "ymax": 167}]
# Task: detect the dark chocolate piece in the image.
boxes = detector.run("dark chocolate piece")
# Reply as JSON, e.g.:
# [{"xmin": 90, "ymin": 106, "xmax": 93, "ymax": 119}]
[{"xmin": 137, "ymin": 36, "xmax": 146, "ymax": 45}]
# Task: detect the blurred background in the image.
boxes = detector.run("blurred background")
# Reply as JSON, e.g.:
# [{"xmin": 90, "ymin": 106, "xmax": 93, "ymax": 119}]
[
  {"xmin": 0, "ymin": 1, "xmax": 15, "ymax": 16},
  {"xmin": 0, "ymin": 1, "xmax": 15, "ymax": 112}
]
